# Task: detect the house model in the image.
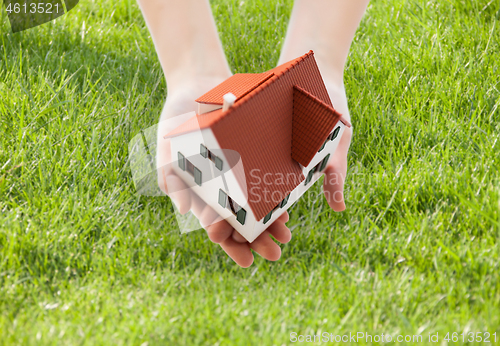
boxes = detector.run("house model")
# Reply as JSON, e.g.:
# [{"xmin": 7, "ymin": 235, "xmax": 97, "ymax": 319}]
[{"xmin": 163, "ymin": 51, "xmax": 351, "ymax": 243}]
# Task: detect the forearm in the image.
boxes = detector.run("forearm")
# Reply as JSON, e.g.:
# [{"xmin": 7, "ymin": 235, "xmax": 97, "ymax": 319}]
[
  {"xmin": 279, "ymin": 0, "xmax": 370, "ymax": 86},
  {"xmin": 136, "ymin": 0, "xmax": 231, "ymax": 92}
]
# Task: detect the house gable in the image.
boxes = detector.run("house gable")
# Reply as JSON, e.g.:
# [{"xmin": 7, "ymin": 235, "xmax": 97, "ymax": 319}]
[{"xmin": 291, "ymin": 85, "xmax": 343, "ymax": 167}]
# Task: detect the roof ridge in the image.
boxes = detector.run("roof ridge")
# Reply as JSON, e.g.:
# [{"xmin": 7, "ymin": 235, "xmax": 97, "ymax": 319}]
[
  {"xmin": 195, "ymin": 72, "xmax": 274, "ymax": 105},
  {"xmin": 292, "ymin": 86, "xmax": 352, "ymax": 128},
  {"xmin": 290, "ymin": 85, "xmax": 344, "ymax": 167},
  {"xmin": 293, "ymin": 85, "xmax": 338, "ymax": 114},
  {"xmin": 277, "ymin": 50, "xmax": 314, "ymax": 77},
  {"xmin": 210, "ymin": 51, "xmax": 316, "ymax": 129}
]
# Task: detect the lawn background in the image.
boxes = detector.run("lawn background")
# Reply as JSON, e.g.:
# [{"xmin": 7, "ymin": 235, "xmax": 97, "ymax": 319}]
[{"xmin": 1, "ymin": 0, "xmax": 500, "ymax": 345}]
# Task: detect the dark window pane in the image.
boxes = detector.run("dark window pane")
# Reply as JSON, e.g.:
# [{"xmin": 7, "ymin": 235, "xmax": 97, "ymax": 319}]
[
  {"xmin": 318, "ymin": 139, "xmax": 327, "ymax": 152},
  {"xmin": 263, "ymin": 210, "xmax": 272, "ymax": 224},
  {"xmin": 215, "ymin": 156, "xmax": 223, "ymax": 171},
  {"xmin": 218, "ymin": 189, "xmax": 227, "ymax": 208},
  {"xmin": 236, "ymin": 208, "xmax": 246, "ymax": 225},
  {"xmin": 228, "ymin": 196, "xmax": 238, "ymax": 215},
  {"xmin": 200, "ymin": 144, "xmax": 208, "ymax": 158},
  {"xmin": 305, "ymin": 169, "xmax": 314, "ymax": 185},
  {"xmin": 194, "ymin": 167, "xmax": 202, "ymax": 186},
  {"xmin": 186, "ymin": 159, "xmax": 195, "ymax": 175},
  {"xmin": 280, "ymin": 194, "xmax": 290, "ymax": 208},
  {"xmin": 320, "ymin": 154, "xmax": 330, "ymax": 172},
  {"xmin": 178, "ymin": 152, "xmax": 186, "ymax": 171},
  {"xmin": 331, "ymin": 126, "xmax": 341, "ymax": 141}
]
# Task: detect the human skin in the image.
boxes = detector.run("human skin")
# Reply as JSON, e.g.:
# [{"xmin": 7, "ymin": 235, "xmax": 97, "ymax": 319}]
[
  {"xmin": 279, "ymin": 0, "xmax": 370, "ymax": 212},
  {"xmin": 136, "ymin": 0, "xmax": 369, "ymax": 267},
  {"xmin": 136, "ymin": 0, "xmax": 291, "ymax": 268}
]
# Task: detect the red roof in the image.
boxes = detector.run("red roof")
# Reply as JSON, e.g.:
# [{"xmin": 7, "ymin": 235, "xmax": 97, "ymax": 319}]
[
  {"xmin": 291, "ymin": 85, "xmax": 342, "ymax": 167},
  {"xmin": 165, "ymin": 51, "xmax": 349, "ymax": 221},
  {"xmin": 195, "ymin": 72, "xmax": 274, "ymax": 105}
]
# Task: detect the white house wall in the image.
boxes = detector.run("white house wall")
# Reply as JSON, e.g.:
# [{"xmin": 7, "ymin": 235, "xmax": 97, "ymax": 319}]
[
  {"xmin": 170, "ymin": 128, "xmax": 257, "ymax": 240},
  {"xmin": 251, "ymin": 122, "xmax": 347, "ymax": 239},
  {"xmin": 169, "ymin": 122, "xmax": 346, "ymax": 243},
  {"xmin": 197, "ymin": 103, "xmax": 222, "ymax": 115}
]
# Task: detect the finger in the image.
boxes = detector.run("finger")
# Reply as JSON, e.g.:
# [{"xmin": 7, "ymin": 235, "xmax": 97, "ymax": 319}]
[
  {"xmin": 156, "ymin": 137, "xmax": 172, "ymax": 174},
  {"xmin": 157, "ymin": 162, "xmax": 180, "ymax": 195},
  {"xmin": 158, "ymin": 168, "xmax": 168, "ymax": 195},
  {"xmin": 206, "ymin": 220, "xmax": 234, "ymax": 243},
  {"xmin": 232, "ymin": 230, "xmax": 248, "ymax": 243},
  {"xmin": 220, "ymin": 238, "xmax": 254, "ymax": 268},
  {"xmin": 190, "ymin": 191, "xmax": 208, "ymax": 218},
  {"xmin": 250, "ymin": 230, "xmax": 282, "ymax": 261},
  {"xmin": 267, "ymin": 220, "xmax": 292, "ymax": 244},
  {"xmin": 198, "ymin": 204, "xmax": 223, "ymax": 230},
  {"xmin": 323, "ymin": 126, "xmax": 352, "ymax": 212},
  {"xmin": 165, "ymin": 174, "xmax": 192, "ymax": 214},
  {"xmin": 232, "ymin": 211, "xmax": 292, "ymax": 243},
  {"xmin": 323, "ymin": 165, "xmax": 346, "ymax": 211},
  {"xmin": 277, "ymin": 211, "xmax": 289, "ymax": 223}
]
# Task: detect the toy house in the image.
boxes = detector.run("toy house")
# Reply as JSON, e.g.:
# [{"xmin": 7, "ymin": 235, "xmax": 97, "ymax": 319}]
[{"xmin": 163, "ymin": 51, "xmax": 351, "ymax": 243}]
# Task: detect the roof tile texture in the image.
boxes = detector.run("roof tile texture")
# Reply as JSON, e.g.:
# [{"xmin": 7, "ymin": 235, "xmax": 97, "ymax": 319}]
[
  {"xmin": 211, "ymin": 51, "xmax": 336, "ymax": 221},
  {"xmin": 195, "ymin": 72, "xmax": 274, "ymax": 105},
  {"xmin": 291, "ymin": 85, "xmax": 342, "ymax": 167}
]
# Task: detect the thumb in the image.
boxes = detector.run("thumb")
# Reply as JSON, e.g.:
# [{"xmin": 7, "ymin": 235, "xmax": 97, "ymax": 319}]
[{"xmin": 323, "ymin": 126, "xmax": 352, "ymax": 212}]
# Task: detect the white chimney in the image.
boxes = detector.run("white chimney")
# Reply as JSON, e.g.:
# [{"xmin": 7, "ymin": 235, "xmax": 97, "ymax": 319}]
[{"xmin": 222, "ymin": 93, "xmax": 237, "ymax": 112}]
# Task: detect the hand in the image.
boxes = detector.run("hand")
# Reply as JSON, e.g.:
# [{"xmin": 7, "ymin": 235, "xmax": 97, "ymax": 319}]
[
  {"xmin": 156, "ymin": 80, "xmax": 292, "ymax": 268},
  {"xmin": 322, "ymin": 81, "xmax": 353, "ymax": 212}
]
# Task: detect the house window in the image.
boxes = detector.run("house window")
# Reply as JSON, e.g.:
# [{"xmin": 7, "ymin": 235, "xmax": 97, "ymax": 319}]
[
  {"xmin": 186, "ymin": 159, "xmax": 195, "ymax": 176},
  {"xmin": 200, "ymin": 144, "xmax": 208, "ymax": 158},
  {"xmin": 305, "ymin": 169, "xmax": 315, "ymax": 185},
  {"xmin": 178, "ymin": 152, "xmax": 186, "ymax": 171},
  {"xmin": 218, "ymin": 189, "xmax": 227, "ymax": 208},
  {"xmin": 320, "ymin": 127, "xmax": 340, "ymax": 152},
  {"xmin": 318, "ymin": 138, "xmax": 327, "ymax": 152},
  {"xmin": 319, "ymin": 154, "xmax": 330, "ymax": 172},
  {"xmin": 180, "ymin": 154, "xmax": 202, "ymax": 186},
  {"xmin": 228, "ymin": 196, "xmax": 239, "ymax": 215},
  {"xmin": 214, "ymin": 156, "xmax": 223, "ymax": 171},
  {"xmin": 280, "ymin": 194, "xmax": 290, "ymax": 208},
  {"xmin": 207, "ymin": 150, "xmax": 215, "ymax": 161},
  {"xmin": 194, "ymin": 167, "xmax": 202, "ymax": 186},
  {"xmin": 220, "ymin": 191, "xmax": 247, "ymax": 225},
  {"xmin": 263, "ymin": 198, "xmax": 285, "ymax": 224},
  {"xmin": 263, "ymin": 210, "xmax": 272, "ymax": 224},
  {"xmin": 236, "ymin": 209, "xmax": 246, "ymax": 225},
  {"xmin": 305, "ymin": 153, "xmax": 331, "ymax": 185},
  {"xmin": 200, "ymin": 144, "xmax": 224, "ymax": 171},
  {"xmin": 330, "ymin": 126, "xmax": 341, "ymax": 141}
]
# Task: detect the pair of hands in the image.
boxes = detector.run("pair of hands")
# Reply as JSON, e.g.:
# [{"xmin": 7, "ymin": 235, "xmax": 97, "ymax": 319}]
[{"xmin": 156, "ymin": 83, "xmax": 352, "ymax": 268}]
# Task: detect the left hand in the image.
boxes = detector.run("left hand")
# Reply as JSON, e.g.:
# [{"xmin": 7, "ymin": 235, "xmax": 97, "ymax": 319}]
[{"xmin": 157, "ymin": 83, "xmax": 292, "ymax": 268}]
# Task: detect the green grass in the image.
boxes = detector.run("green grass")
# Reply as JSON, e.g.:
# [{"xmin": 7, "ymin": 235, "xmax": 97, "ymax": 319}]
[{"xmin": 1, "ymin": 0, "xmax": 500, "ymax": 344}]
